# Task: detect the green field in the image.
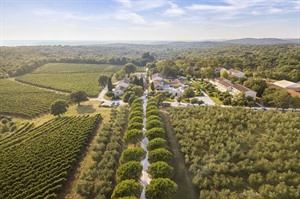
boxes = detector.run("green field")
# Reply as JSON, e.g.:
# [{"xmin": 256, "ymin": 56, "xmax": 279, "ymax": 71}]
[
  {"xmin": 0, "ymin": 115, "xmax": 101, "ymax": 199},
  {"xmin": 169, "ymin": 107, "xmax": 300, "ymax": 198},
  {"xmin": 16, "ymin": 63, "xmax": 121, "ymax": 97},
  {"xmin": 0, "ymin": 79, "xmax": 68, "ymax": 118}
]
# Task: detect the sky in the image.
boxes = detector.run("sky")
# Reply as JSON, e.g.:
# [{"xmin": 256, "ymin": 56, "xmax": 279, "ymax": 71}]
[{"xmin": 1, "ymin": 0, "xmax": 299, "ymax": 41}]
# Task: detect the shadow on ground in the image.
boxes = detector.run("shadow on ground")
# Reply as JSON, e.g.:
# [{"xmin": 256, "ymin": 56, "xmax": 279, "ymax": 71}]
[{"xmin": 76, "ymin": 105, "xmax": 96, "ymax": 114}]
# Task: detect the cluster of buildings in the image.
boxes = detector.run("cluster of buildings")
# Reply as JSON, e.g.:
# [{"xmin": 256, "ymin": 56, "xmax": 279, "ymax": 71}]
[
  {"xmin": 151, "ymin": 73, "xmax": 187, "ymax": 96},
  {"xmin": 215, "ymin": 67, "xmax": 245, "ymax": 79},
  {"xmin": 113, "ymin": 73, "xmax": 147, "ymax": 97},
  {"xmin": 213, "ymin": 78, "xmax": 257, "ymax": 100}
]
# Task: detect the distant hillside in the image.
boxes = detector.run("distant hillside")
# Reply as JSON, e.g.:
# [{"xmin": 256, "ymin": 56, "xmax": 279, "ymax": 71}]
[
  {"xmin": 286, "ymin": 38, "xmax": 300, "ymax": 44},
  {"xmin": 104, "ymin": 41, "xmax": 229, "ymax": 50},
  {"xmin": 223, "ymin": 38, "xmax": 294, "ymax": 45}
]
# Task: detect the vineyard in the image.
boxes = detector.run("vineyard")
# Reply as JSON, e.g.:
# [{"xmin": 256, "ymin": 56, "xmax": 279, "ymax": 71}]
[
  {"xmin": 0, "ymin": 79, "xmax": 68, "ymax": 118},
  {"xmin": 168, "ymin": 107, "xmax": 300, "ymax": 198},
  {"xmin": 16, "ymin": 63, "xmax": 121, "ymax": 97},
  {"xmin": 0, "ymin": 114, "xmax": 101, "ymax": 199}
]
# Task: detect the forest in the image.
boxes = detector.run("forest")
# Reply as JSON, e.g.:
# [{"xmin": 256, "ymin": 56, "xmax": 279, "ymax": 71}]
[
  {"xmin": 168, "ymin": 107, "xmax": 300, "ymax": 198},
  {"xmin": 1, "ymin": 44, "xmax": 299, "ymax": 82},
  {"xmin": 147, "ymin": 44, "xmax": 300, "ymax": 82}
]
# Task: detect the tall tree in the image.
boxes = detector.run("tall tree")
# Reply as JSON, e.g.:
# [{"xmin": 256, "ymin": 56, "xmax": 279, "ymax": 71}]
[
  {"xmin": 156, "ymin": 60, "xmax": 178, "ymax": 78},
  {"xmin": 151, "ymin": 82, "xmax": 155, "ymax": 91},
  {"xmin": 115, "ymin": 68, "xmax": 127, "ymax": 80},
  {"xmin": 139, "ymin": 78, "xmax": 144, "ymax": 90},
  {"xmin": 107, "ymin": 77, "xmax": 113, "ymax": 92},
  {"xmin": 98, "ymin": 75, "xmax": 108, "ymax": 87},
  {"xmin": 50, "ymin": 100, "xmax": 68, "ymax": 117},
  {"xmin": 243, "ymin": 78, "xmax": 267, "ymax": 97},
  {"xmin": 133, "ymin": 76, "xmax": 139, "ymax": 85},
  {"xmin": 124, "ymin": 63, "xmax": 137, "ymax": 76},
  {"xmin": 262, "ymin": 88, "xmax": 291, "ymax": 109},
  {"xmin": 70, "ymin": 91, "xmax": 88, "ymax": 106}
]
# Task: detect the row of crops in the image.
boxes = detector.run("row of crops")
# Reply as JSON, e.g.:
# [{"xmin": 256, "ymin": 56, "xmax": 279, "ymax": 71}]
[
  {"xmin": 77, "ymin": 107, "xmax": 129, "ymax": 199},
  {"xmin": 112, "ymin": 99, "xmax": 144, "ymax": 198},
  {"xmin": 144, "ymin": 97, "xmax": 177, "ymax": 199},
  {"xmin": 168, "ymin": 107, "xmax": 300, "ymax": 198},
  {"xmin": 0, "ymin": 114, "xmax": 101, "ymax": 199},
  {"xmin": 16, "ymin": 63, "xmax": 121, "ymax": 97},
  {"xmin": 111, "ymin": 97, "xmax": 178, "ymax": 199},
  {"xmin": 0, "ymin": 79, "xmax": 68, "ymax": 118}
]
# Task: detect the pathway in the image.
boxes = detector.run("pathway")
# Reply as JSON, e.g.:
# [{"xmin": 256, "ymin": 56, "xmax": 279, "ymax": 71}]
[
  {"xmin": 140, "ymin": 92, "xmax": 151, "ymax": 199},
  {"xmin": 8, "ymin": 78, "xmax": 70, "ymax": 95},
  {"xmin": 90, "ymin": 86, "xmax": 126, "ymax": 106}
]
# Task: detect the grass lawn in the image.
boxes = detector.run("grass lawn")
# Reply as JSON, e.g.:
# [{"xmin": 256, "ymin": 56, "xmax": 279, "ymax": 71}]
[
  {"xmin": 160, "ymin": 111, "xmax": 198, "ymax": 199},
  {"xmin": 211, "ymin": 97, "xmax": 223, "ymax": 105}
]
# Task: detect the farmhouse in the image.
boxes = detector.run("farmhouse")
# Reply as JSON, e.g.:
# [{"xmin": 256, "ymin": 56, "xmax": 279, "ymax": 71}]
[
  {"xmin": 227, "ymin": 69, "xmax": 245, "ymax": 78},
  {"xmin": 232, "ymin": 84, "xmax": 257, "ymax": 100},
  {"xmin": 151, "ymin": 73, "xmax": 163, "ymax": 81},
  {"xmin": 153, "ymin": 80, "xmax": 164, "ymax": 90},
  {"xmin": 169, "ymin": 79, "xmax": 184, "ymax": 87},
  {"xmin": 215, "ymin": 78, "xmax": 234, "ymax": 92},
  {"xmin": 113, "ymin": 79, "xmax": 130, "ymax": 96}
]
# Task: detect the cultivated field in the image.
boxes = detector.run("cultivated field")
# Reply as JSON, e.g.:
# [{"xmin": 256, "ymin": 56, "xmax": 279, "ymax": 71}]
[
  {"xmin": 0, "ymin": 79, "xmax": 68, "ymax": 118},
  {"xmin": 168, "ymin": 107, "xmax": 300, "ymax": 198},
  {"xmin": 0, "ymin": 115, "xmax": 101, "ymax": 199},
  {"xmin": 16, "ymin": 63, "xmax": 121, "ymax": 97}
]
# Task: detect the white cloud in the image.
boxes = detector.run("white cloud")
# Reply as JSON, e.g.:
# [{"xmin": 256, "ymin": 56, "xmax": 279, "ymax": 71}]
[
  {"xmin": 186, "ymin": 0, "xmax": 299, "ymax": 15},
  {"xmin": 34, "ymin": 8, "xmax": 109, "ymax": 21},
  {"xmin": 186, "ymin": 4, "xmax": 234, "ymax": 12},
  {"xmin": 116, "ymin": 0, "xmax": 168, "ymax": 11},
  {"xmin": 116, "ymin": 0, "xmax": 132, "ymax": 8},
  {"xmin": 115, "ymin": 11, "xmax": 146, "ymax": 24},
  {"xmin": 163, "ymin": 2, "xmax": 185, "ymax": 17}
]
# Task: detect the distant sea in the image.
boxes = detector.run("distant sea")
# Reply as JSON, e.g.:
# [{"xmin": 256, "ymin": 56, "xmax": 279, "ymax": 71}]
[{"xmin": 0, "ymin": 40, "xmax": 158, "ymax": 46}]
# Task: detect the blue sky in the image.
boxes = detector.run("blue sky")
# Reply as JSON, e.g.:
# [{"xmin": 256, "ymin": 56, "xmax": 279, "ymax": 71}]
[{"xmin": 1, "ymin": 0, "xmax": 299, "ymax": 40}]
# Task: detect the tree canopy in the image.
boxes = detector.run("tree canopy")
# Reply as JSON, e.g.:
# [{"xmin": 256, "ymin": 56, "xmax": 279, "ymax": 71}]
[
  {"xmin": 124, "ymin": 63, "xmax": 137, "ymax": 75},
  {"xmin": 145, "ymin": 178, "xmax": 178, "ymax": 199},
  {"xmin": 50, "ymin": 100, "xmax": 68, "ymax": 117},
  {"xmin": 70, "ymin": 91, "xmax": 88, "ymax": 106}
]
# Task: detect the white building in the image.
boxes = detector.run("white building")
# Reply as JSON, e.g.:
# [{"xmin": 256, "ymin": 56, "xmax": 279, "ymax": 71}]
[
  {"xmin": 113, "ymin": 79, "xmax": 130, "ymax": 96},
  {"xmin": 274, "ymin": 80, "xmax": 300, "ymax": 91},
  {"xmin": 232, "ymin": 84, "xmax": 257, "ymax": 100},
  {"xmin": 227, "ymin": 69, "xmax": 245, "ymax": 78}
]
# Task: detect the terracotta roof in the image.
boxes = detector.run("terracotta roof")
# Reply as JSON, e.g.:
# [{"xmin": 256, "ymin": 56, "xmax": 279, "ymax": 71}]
[
  {"xmin": 216, "ymin": 78, "xmax": 233, "ymax": 88},
  {"xmin": 153, "ymin": 80, "xmax": 163, "ymax": 86},
  {"xmin": 233, "ymin": 84, "xmax": 251, "ymax": 92},
  {"xmin": 170, "ymin": 79, "xmax": 182, "ymax": 85},
  {"xmin": 152, "ymin": 73, "xmax": 163, "ymax": 79}
]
